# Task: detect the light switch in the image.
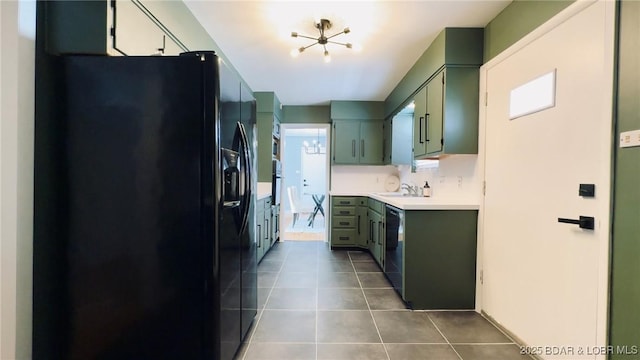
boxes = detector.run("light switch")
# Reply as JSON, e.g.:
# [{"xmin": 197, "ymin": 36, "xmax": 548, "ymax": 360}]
[{"xmin": 620, "ymin": 129, "xmax": 640, "ymax": 148}]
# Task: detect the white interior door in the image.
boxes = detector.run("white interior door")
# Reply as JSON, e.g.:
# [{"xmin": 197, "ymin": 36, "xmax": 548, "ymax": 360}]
[{"xmin": 482, "ymin": 1, "xmax": 614, "ymax": 358}]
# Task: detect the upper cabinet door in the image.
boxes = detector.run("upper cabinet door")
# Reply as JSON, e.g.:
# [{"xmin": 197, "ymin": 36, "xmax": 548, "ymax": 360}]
[
  {"xmin": 112, "ymin": 0, "xmax": 186, "ymax": 56},
  {"xmin": 332, "ymin": 121, "xmax": 360, "ymax": 164},
  {"xmin": 412, "ymin": 87, "xmax": 427, "ymax": 158},
  {"xmin": 113, "ymin": 0, "xmax": 165, "ymax": 55},
  {"xmin": 426, "ymin": 70, "xmax": 445, "ymax": 155},
  {"xmin": 359, "ymin": 121, "xmax": 384, "ymax": 165}
]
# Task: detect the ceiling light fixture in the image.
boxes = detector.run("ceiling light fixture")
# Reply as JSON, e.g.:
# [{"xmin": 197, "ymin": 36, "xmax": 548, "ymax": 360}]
[{"xmin": 291, "ymin": 19, "xmax": 353, "ymax": 62}]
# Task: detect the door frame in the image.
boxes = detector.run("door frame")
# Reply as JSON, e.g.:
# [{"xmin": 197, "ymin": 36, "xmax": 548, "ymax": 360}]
[
  {"xmin": 476, "ymin": 0, "xmax": 615, "ymax": 349},
  {"xmin": 280, "ymin": 123, "xmax": 331, "ymax": 242}
]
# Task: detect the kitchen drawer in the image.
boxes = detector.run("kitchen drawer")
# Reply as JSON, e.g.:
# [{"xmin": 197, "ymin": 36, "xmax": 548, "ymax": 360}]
[
  {"xmin": 368, "ymin": 198, "xmax": 384, "ymax": 214},
  {"xmin": 331, "ymin": 229, "xmax": 357, "ymax": 246},
  {"xmin": 332, "ymin": 216, "xmax": 355, "ymax": 228},
  {"xmin": 333, "ymin": 197, "xmax": 356, "ymax": 206},
  {"xmin": 333, "ymin": 207, "xmax": 356, "ymax": 216}
]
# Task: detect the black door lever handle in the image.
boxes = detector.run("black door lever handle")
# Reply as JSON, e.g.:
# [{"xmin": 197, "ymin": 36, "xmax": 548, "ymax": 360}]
[{"xmin": 558, "ymin": 216, "xmax": 595, "ymax": 230}]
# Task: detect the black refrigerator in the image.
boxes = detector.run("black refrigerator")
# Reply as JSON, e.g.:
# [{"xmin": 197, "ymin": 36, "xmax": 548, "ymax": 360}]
[{"xmin": 33, "ymin": 52, "xmax": 257, "ymax": 359}]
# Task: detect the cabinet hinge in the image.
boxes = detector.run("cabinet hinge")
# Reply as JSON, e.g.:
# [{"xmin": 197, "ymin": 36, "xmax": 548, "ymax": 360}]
[
  {"xmin": 482, "ymin": 181, "xmax": 486, "ymax": 196},
  {"xmin": 110, "ymin": 27, "xmax": 116, "ymax": 37},
  {"xmin": 480, "ymin": 270, "xmax": 484, "ymax": 284},
  {"xmin": 442, "ymin": 73, "xmax": 445, "ymax": 84},
  {"xmin": 110, "ymin": 0, "xmax": 116, "ymax": 8},
  {"xmin": 485, "ymin": 92, "xmax": 488, "ymax": 106}
]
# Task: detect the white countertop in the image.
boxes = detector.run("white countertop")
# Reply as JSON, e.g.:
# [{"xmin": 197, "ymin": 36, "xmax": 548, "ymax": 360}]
[
  {"xmin": 257, "ymin": 182, "xmax": 272, "ymax": 200},
  {"xmin": 329, "ymin": 191, "xmax": 479, "ymax": 211}
]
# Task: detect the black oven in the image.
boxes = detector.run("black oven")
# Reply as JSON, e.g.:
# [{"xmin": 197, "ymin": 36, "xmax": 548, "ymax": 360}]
[{"xmin": 271, "ymin": 160, "xmax": 282, "ymax": 206}]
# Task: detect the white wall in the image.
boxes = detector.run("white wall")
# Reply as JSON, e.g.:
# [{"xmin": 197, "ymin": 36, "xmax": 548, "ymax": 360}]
[
  {"xmin": 330, "ymin": 165, "xmax": 398, "ymax": 193},
  {"xmin": 1, "ymin": 1, "xmax": 36, "ymax": 358}
]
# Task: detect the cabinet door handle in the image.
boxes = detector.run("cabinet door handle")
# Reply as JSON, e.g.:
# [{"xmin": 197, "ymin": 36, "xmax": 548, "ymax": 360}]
[
  {"xmin": 339, "ymin": 210, "xmax": 349, "ymax": 215},
  {"xmin": 352, "ymin": 140, "xmax": 356, "ymax": 157},
  {"xmin": 425, "ymin": 113, "xmax": 430, "ymax": 142},
  {"xmin": 361, "ymin": 139, "xmax": 365, "ymax": 157},
  {"xmin": 257, "ymin": 225, "xmax": 262, "ymax": 248},
  {"xmin": 264, "ymin": 219, "xmax": 269, "ymax": 240},
  {"xmin": 357, "ymin": 215, "xmax": 361, "ymax": 235},
  {"xmin": 378, "ymin": 222, "xmax": 382, "ymax": 245},
  {"xmin": 339, "ymin": 221, "xmax": 349, "ymax": 225},
  {"xmin": 369, "ymin": 220, "xmax": 373, "ymax": 242},
  {"xmin": 419, "ymin": 116, "xmax": 424, "ymax": 144}
]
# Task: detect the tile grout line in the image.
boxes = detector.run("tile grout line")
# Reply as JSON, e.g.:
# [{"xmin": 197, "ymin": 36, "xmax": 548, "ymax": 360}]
[
  {"xmin": 350, "ymin": 251, "xmax": 391, "ymax": 360},
  {"xmin": 242, "ymin": 244, "xmax": 291, "ymax": 360},
  {"xmin": 425, "ymin": 314, "xmax": 464, "ymax": 360}
]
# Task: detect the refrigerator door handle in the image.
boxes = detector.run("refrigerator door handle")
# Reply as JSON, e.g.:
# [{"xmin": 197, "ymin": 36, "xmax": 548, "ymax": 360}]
[{"xmin": 236, "ymin": 122, "xmax": 252, "ymax": 236}]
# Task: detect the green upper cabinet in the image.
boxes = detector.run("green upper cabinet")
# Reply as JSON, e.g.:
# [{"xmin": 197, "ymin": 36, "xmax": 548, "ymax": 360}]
[
  {"xmin": 332, "ymin": 121, "xmax": 361, "ymax": 165},
  {"xmin": 112, "ymin": 0, "xmax": 185, "ymax": 55},
  {"xmin": 330, "ymin": 101, "xmax": 385, "ymax": 165},
  {"xmin": 412, "ymin": 86, "xmax": 428, "ymax": 158},
  {"xmin": 332, "ymin": 120, "xmax": 384, "ymax": 165},
  {"xmin": 359, "ymin": 121, "xmax": 384, "ymax": 164},
  {"xmin": 411, "ymin": 45, "xmax": 481, "ymax": 157},
  {"xmin": 46, "ymin": 0, "xmax": 187, "ymax": 56},
  {"xmin": 419, "ymin": 66, "xmax": 479, "ymax": 157},
  {"xmin": 425, "ymin": 69, "xmax": 445, "ymax": 155},
  {"xmin": 380, "ymin": 28, "xmax": 482, "ymax": 159},
  {"xmin": 383, "ymin": 117, "xmax": 392, "ymax": 164},
  {"xmin": 255, "ymin": 92, "xmax": 283, "ymax": 182}
]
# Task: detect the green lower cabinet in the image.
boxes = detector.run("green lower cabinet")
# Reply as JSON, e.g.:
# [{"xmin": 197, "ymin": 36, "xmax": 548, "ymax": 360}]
[
  {"xmin": 330, "ymin": 196, "xmax": 370, "ymax": 248},
  {"xmin": 256, "ymin": 201, "xmax": 265, "ymax": 261},
  {"xmin": 330, "ymin": 196, "xmax": 357, "ymax": 247},
  {"xmin": 404, "ymin": 210, "xmax": 478, "ymax": 309},
  {"xmin": 367, "ymin": 199, "xmax": 385, "ymax": 269},
  {"xmin": 271, "ymin": 204, "xmax": 280, "ymax": 246},
  {"xmin": 257, "ymin": 198, "xmax": 274, "ymax": 263},
  {"xmin": 356, "ymin": 201, "xmax": 369, "ymax": 248}
]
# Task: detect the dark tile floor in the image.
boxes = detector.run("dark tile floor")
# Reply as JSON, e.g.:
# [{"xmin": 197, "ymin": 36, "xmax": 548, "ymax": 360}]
[{"xmin": 237, "ymin": 241, "xmax": 530, "ymax": 360}]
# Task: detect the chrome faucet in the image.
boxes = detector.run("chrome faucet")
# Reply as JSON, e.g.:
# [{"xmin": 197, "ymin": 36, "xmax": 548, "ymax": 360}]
[{"xmin": 401, "ymin": 183, "xmax": 420, "ymax": 196}]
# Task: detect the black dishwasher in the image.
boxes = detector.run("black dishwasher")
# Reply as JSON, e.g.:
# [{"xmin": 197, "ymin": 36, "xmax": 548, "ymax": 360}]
[{"xmin": 384, "ymin": 205, "xmax": 404, "ymax": 297}]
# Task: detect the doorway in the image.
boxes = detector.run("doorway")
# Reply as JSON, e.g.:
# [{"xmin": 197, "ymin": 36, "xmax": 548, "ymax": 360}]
[{"xmin": 280, "ymin": 124, "xmax": 330, "ymax": 242}]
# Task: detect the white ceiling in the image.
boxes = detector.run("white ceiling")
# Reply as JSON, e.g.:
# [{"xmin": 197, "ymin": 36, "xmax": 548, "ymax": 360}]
[{"xmin": 184, "ymin": 1, "xmax": 511, "ymax": 106}]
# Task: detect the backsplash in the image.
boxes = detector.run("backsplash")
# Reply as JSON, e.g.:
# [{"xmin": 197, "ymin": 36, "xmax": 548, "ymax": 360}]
[
  {"xmin": 330, "ymin": 156, "xmax": 482, "ymax": 202},
  {"xmin": 331, "ymin": 165, "xmax": 399, "ymax": 193},
  {"xmin": 398, "ymin": 155, "xmax": 482, "ymax": 201}
]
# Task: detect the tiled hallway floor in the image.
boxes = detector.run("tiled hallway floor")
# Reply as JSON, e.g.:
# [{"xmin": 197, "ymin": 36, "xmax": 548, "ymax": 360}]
[{"xmin": 237, "ymin": 241, "xmax": 530, "ymax": 360}]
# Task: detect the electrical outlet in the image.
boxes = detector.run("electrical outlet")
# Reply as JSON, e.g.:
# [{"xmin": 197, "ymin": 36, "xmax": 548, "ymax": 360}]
[{"xmin": 620, "ymin": 129, "xmax": 640, "ymax": 148}]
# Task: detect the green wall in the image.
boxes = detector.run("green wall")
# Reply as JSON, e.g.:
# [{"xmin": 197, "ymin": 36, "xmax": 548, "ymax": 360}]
[
  {"xmin": 483, "ymin": 0, "xmax": 574, "ymax": 62},
  {"xmin": 609, "ymin": 1, "xmax": 640, "ymax": 357},
  {"xmin": 282, "ymin": 105, "xmax": 330, "ymax": 123}
]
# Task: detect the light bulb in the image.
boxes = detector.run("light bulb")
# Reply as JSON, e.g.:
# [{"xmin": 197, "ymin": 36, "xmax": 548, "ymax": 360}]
[
  {"xmin": 290, "ymin": 49, "xmax": 299, "ymax": 58},
  {"xmin": 324, "ymin": 50, "xmax": 331, "ymax": 63}
]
